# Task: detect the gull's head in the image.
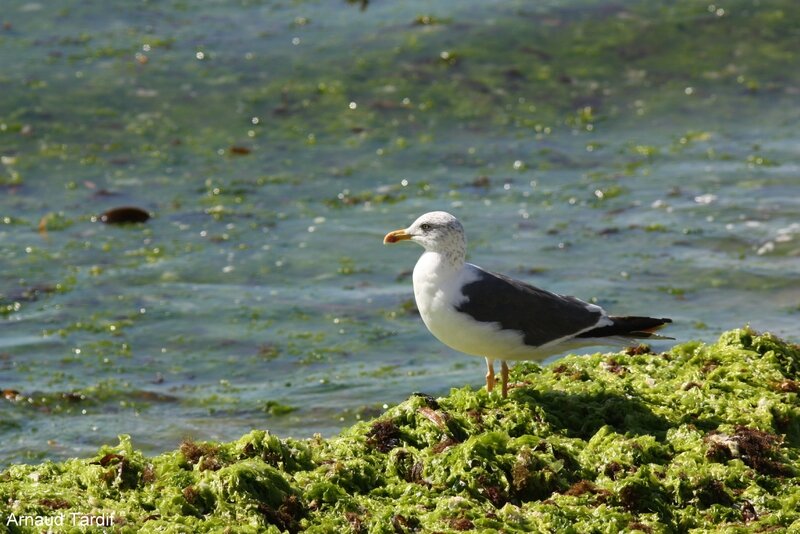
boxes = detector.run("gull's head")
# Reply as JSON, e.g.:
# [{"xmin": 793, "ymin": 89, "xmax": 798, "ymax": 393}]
[{"xmin": 383, "ymin": 211, "xmax": 466, "ymax": 256}]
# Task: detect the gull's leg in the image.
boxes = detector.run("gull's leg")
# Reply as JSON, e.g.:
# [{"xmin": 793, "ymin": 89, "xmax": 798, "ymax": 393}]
[
  {"xmin": 485, "ymin": 358, "xmax": 495, "ymax": 393},
  {"xmin": 501, "ymin": 361, "xmax": 509, "ymax": 398}
]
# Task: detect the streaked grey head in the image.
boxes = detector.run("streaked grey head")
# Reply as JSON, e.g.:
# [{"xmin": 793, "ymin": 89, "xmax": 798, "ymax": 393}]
[{"xmin": 406, "ymin": 211, "xmax": 466, "ymax": 260}]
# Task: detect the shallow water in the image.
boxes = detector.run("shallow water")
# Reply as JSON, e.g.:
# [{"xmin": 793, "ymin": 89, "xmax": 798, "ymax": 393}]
[{"xmin": 1, "ymin": 0, "xmax": 799, "ymax": 465}]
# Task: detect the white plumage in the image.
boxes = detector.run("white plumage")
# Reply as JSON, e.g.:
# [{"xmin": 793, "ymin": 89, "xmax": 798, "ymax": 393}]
[{"xmin": 384, "ymin": 211, "xmax": 671, "ymax": 397}]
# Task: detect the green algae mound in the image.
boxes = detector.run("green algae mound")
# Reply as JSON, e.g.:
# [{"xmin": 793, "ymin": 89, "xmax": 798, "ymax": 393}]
[{"xmin": 1, "ymin": 329, "xmax": 799, "ymax": 533}]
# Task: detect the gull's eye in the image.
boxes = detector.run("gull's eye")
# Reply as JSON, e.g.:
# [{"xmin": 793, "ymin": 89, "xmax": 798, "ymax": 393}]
[{"xmin": 420, "ymin": 223, "xmax": 432, "ymax": 231}]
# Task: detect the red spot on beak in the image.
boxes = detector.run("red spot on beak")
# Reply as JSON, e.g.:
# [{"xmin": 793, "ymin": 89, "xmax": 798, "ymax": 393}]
[{"xmin": 383, "ymin": 229, "xmax": 411, "ymax": 244}]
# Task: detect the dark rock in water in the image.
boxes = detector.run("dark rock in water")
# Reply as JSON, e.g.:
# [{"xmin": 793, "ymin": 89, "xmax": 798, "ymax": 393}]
[
  {"xmin": 229, "ymin": 145, "xmax": 251, "ymax": 155},
  {"xmin": 99, "ymin": 206, "xmax": 150, "ymax": 224}
]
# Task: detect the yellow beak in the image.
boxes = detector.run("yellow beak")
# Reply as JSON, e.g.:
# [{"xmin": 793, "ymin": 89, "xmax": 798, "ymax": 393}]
[{"xmin": 383, "ymin": 229, "xmax": 412, "ymax": 244}]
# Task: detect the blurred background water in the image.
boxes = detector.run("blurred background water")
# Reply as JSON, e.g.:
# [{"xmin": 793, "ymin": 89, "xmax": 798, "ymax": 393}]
[{"xmin": 1, "ymin": 0, "xmax": 798, "ymax": 465}]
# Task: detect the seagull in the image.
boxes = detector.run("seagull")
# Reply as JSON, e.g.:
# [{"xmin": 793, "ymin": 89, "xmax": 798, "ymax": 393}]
[{"xmin": 383, "ymin": 211, "xmax": 672, "ymax": 398}]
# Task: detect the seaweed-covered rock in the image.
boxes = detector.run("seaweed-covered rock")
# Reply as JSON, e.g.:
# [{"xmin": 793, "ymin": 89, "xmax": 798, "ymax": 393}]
[{"xmin": 0, "ymin": 329, "xmax": 799, "ymax": 532}]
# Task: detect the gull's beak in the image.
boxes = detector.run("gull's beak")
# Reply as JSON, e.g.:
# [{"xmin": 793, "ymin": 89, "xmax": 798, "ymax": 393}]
[{"xmin": 383, "ymin": 228, "xmax": 412, "ymax": 244}]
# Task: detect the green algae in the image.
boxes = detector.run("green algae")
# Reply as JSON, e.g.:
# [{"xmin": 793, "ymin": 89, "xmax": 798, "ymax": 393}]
[
  {"xmin": 1, "ymin": 329, "xmax": 798, "ymax": 532},
  {"xmin": 2, "ymin": 0, "xmax": 799, "ymax": 465}
]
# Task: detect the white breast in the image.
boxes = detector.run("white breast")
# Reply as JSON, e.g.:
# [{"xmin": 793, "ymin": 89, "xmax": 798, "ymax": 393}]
[{"xmin": 412, "ymin": 255, "xmax": 534, "ymax": 360}]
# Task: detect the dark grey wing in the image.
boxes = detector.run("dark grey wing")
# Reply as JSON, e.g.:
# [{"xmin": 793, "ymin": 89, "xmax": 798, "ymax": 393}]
[{"xmin": 455, "ymin": 268, "xmax": 604, "ymax": 347}]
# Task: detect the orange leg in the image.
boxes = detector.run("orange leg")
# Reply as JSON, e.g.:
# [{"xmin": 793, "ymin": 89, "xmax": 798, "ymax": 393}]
[{"xmin": 485, "ymin": 358, "xmax": 495, "ymax": 392}]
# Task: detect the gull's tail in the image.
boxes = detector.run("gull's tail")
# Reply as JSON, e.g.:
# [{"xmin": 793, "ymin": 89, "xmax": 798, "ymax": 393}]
[{"xmin": 576, "ymin": 316, "xmax": 674, "ymax": 340}]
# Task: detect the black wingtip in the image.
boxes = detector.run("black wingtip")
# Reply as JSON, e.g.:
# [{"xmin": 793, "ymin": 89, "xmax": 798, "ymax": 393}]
[{"xmin": 577, "ymin": 316, "xmax": 673, "ymax": 339}]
